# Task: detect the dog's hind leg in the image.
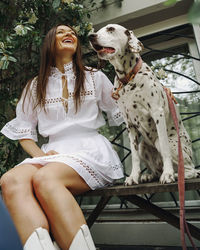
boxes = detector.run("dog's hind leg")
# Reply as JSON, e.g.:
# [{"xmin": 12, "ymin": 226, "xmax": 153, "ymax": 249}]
[{"xmin": 169, "ymin": 134, "xmax": 199, "ymax": 179}]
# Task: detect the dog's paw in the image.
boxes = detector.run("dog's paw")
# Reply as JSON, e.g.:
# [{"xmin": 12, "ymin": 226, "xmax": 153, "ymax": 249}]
[
  {"xmin": 159, "ymin": 172, "xmax": 175, "ymax": 184},
  {"xmin": 140, "ymin": 173, "xmax": 155, "ymax": 183},
  {"xmin": 124, "ymin": 175, "xmax": 139, "ymax": 185}
]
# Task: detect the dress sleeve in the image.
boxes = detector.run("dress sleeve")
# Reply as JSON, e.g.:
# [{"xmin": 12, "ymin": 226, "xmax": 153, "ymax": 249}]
[
  {"xmin": 95, "ymin": 70, "xmax": 124, "ymax": 126},
  {"xmin": 1, "ymin": 78, "xmax": 38, "ymax": 141}
]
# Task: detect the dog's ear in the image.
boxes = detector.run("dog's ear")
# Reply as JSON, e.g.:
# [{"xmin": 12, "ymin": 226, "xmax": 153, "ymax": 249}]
[{"xmin": 125, "ymin": 30, "xmax": 144, "ymax": 53}]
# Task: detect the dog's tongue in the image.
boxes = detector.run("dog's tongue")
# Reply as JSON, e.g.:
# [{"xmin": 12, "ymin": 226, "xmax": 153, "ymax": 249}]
[{"xmin": 101, "ymin": 47, "xmax": 115, "ymax": 53}]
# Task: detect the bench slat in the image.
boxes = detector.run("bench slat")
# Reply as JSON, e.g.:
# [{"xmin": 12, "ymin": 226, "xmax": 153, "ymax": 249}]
[{"xmin": 85, "ymin": 178, "xmax": 200, "ymax": 197}]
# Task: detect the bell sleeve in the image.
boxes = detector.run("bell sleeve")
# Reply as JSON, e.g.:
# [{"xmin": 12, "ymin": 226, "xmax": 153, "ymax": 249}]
[
  {"xmin": 95, "ymin": 70, "xmax": 124, "ymax": 126},
  {"xmin": 1, "ymin": 79, "xmax": 38, "ymax": 141}
]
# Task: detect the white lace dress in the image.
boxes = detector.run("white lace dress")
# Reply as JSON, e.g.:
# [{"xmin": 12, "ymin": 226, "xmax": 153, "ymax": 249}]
[{"xmin": 1, "ymin": 62, "xmax": 124, "ymax": 190}]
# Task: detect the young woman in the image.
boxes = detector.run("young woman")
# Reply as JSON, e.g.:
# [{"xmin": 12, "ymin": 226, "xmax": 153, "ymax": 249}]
[{"xmin": 0, "ymin": 24, "xmax": 124, "ymax": 250}]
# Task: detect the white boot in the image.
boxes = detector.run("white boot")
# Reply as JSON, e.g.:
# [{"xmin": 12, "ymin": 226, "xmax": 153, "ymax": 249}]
[
  {"xmin": 69, "ymin": 224, "xmax": 96, "ymax": 250},
  {"xmin": 24, "ymin": 227, "xmax": 55, "ymax": 250}
]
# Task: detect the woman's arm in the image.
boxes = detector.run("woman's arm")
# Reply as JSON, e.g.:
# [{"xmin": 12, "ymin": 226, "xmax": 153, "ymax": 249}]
[
  {"xmin": 19, "ymin": 139, "xmax": 46, "ymax": 157},
  {"xmin": 19, "ymin": 139, "xmax": 58, "ymax": 157}
]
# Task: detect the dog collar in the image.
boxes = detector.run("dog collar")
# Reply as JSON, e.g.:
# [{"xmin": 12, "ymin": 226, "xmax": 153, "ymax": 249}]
[
  {"xmin": 112, "ymin": 57, "xmax": 143, "ymax": 100},
  {"xmin": 118, "ymin": 57, "xmax": 143, "ymax": 85}
]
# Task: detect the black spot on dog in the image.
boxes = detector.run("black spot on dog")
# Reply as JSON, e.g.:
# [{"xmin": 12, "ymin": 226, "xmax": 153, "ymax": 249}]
[
  {"xmin": 146, "ymin": 67, "xmax": 151, "ymax": 72},
  {"xmin": 151, "ymin": 92, "xmax": 154, "ymax": 96},
  {"xmin": 135, "ymin": 136, "xmax": 139, "ymax": 145},
  {"xmin": 130, "ymin": 84, "xmax": 136, "ymax": 90},
  {"xmin": 133, "ymin": 104, "xmax": 137, "ymax": 109},
  {"xmin": 156, "ymin": 120, "xmax": 159, "ymax": 124},
  {"xmin": 143, "ymin": 73, "xmax": 148, "ymax": 76},
  {"xmin": 129, "ymin": 61, "xmax": 132, "ymax": 68},
  {"xmin": 140, "ymin": 84, "xmax": 144, "ymax": 88},
  {"xmin": 125, "ymin": 29, "xmax": 130, "ymax": 36},
  {"xmin": 107, "ymin": 26, "xmax": 115, "ymax": 32},
  {"xmin": 147, "ymin": 103, "xmax": 151, "ymax": 109}
]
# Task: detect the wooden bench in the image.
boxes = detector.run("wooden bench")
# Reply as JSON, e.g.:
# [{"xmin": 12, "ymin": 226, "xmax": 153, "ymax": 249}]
[{"xmin": 83, "ymin": 178, "xmax": 200, "ymax": 242}]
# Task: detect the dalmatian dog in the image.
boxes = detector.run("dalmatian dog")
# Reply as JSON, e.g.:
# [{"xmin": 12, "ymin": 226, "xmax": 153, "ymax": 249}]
[{"xmin": 89, "ymin": 24, "xmax": 199, "ymax": 185}]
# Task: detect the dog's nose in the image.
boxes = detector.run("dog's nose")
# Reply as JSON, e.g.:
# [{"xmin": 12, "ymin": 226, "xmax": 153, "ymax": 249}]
[{"xmin": 88, "ymin": 33, "xmax": 97, "ymax": 41}]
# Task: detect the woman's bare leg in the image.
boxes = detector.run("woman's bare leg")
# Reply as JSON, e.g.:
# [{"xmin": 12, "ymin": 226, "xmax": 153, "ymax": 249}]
[
  {"xmin": 32, "ymin": 162, "xmax": 91, "ymax": 250},
  {"xmin": 0, "ymin": 164, "xmax": 49, "ymax": 244}
]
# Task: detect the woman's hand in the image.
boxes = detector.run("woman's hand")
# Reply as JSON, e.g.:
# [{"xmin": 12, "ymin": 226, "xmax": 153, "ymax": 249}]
[{"xmin": 45, "ymin": 150, "xmax": 58, "ymax": 156}]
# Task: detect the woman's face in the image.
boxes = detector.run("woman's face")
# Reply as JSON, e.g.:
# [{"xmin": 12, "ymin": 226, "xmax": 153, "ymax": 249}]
[{"xmin": 55, "ymin": 25, "xmax": 78, "ymax": 56}]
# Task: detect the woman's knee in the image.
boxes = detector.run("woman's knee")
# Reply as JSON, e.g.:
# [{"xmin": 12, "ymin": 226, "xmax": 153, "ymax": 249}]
[
  {"xmin": 32, "ymin": 168, "xmax": 59, "ymax": 197},
  {"xmin": 0, "ymin": 164, "xmax": 36, "ymax": 199},
  {"xmin": 1, "ymin": 170, "xmax": 24, "ymax": 199}
]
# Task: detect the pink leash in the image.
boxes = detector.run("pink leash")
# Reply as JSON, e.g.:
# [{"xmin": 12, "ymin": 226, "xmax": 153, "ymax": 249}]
[{"xmin": 164, "ymin": 88, "xmax": 197, "ymax": 250}]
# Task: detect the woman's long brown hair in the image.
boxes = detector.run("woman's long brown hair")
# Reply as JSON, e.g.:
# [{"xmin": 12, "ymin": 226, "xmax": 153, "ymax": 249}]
[{"xmin": 23, "ymin": 24, "xmax": 86, "ymax": 112}]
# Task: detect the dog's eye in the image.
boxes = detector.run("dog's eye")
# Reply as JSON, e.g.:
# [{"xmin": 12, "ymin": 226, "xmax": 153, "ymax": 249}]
[{"xmin": 106, "ymin": 27, "xmax": 115, "ymax": 32}]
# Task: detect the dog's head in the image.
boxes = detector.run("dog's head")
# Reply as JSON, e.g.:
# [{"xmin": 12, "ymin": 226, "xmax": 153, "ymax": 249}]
[{"xmin": 89, "ymin": 24, "xmax": 143, "ymax": 60}]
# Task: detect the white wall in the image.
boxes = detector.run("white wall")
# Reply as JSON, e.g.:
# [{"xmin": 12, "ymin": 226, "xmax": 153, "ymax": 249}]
[{"xmin": 91, "ymin": 0, "xmax": 167, "ymax": 28}]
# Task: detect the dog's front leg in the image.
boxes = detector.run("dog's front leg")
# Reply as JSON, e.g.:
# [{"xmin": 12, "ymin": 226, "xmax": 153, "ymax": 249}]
[
  {"xmin": 152, "ymin": 109, "xmax": 175, "ymax": 183},
  {"xmin": 125, "ymin": 126, "xmax": 141, "ymax": 185}
]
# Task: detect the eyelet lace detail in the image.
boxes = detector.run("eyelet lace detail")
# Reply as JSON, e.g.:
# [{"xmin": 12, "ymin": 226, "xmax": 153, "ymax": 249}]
[
  {"xmin": 38, "ymin": 154, "xmax": 103, "ymax": 186},
  {"xmin": 50, "ymin": 62, "xmax": 76, "ymax": 80},
  {"xmin": 67, "ymin": 155, "xmax": 102, "ymax": 186},
  {"xmin": 5, "ymin": 123, "xmax": 37, "ymax": 135},
  {"xmin": 64, "ymin": 62, "xmax": 73, "ymax": 72},
  {"xmin": 44, "ymin": 90, "xmax": 95, "ymax": 104}
]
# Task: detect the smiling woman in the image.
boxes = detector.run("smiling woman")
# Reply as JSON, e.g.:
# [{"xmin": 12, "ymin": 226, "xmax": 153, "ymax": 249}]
[{"xmin": 0, "ymin": 24, "xmax": 124, "ymax": 250}]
